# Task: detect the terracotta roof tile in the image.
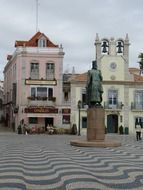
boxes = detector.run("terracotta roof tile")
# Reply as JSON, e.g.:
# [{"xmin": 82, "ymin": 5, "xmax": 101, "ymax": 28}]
[
  {"xmin": 15, "ymin": 32, "xmax": 58, "ymax": 48},
  {"xmin": 71, "ymin": 70, "xmax": 143, "ymax": 83},
  {"xmin": 71, "ymin": 73, "xmax": 87, "ymax": 82},
  {"xmin": 70, "ymin": 67, "xmax": 143, "ymax": 83},
  {"xmin": 129, "ymin": 67, "xmax": 140, "ymax": 74},
  {"xmin": 134, "ymin": 74, "xmax": 143, "ymax": 81}
]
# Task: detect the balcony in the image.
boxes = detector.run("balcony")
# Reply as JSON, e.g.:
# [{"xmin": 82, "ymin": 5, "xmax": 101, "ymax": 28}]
[
  {"xmin": 27, "ymin": 96, "xmax": 36, "ymax": 101},
  {"xmin": 104, "ymin": 101, "xmax": 123, "ymax": 110},
  {"xmin": 27, "ymin": 96, "xmax": 56, "ymax": 107},
  {"xmin": 131, "ymin": 102, "xmax": 143, "ymax": 111},
  {"xmin": 27, "ymin": 96, "xmax": 56, "ymax": 101}
]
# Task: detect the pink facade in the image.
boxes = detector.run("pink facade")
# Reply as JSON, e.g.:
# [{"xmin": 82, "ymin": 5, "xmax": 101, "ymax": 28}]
[{"xmin": 3, "ymin": 32, "xmax": 71, "ymax": 131}]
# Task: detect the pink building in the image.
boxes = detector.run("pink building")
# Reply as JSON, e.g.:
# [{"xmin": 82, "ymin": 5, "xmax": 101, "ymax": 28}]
[{"xmin": 3, "ymin": 32, "xmax": 71, "ymax": 131}]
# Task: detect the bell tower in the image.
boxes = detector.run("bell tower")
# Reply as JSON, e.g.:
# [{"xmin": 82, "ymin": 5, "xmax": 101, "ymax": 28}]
[{"xmin": 95, "ymin": 34, "xmax": 131, "ymax": 81}]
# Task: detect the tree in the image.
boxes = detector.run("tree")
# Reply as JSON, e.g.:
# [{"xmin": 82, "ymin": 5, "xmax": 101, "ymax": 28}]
[{"xmin": 138, "ymin": 53, "xmax": 143, "ymax": 75}]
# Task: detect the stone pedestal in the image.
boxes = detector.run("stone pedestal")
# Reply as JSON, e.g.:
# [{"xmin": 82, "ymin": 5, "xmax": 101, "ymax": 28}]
[
  {"xmin": 70, "ymin": 106, "xmax": 121, "ymax": 148},
  {"xmin": 87, "ymin": 107, "xmax": 105, "ymax": 141}
]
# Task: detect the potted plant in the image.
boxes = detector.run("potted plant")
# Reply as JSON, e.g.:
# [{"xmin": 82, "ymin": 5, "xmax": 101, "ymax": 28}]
[{"xmin": 27, "ymin": 96, "xmax": 35, "ymax": 100}]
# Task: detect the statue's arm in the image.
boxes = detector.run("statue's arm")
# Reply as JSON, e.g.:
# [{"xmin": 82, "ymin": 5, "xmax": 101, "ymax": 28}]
[{"xmin": 99, "ymin": 70, "xmax": 103, "ymax": 81}]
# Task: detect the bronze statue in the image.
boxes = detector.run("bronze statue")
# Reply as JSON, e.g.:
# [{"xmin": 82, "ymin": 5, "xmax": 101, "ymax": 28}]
[{"xmin": 86, "ymin": 60, "xmax": 103, "ymax": 107}]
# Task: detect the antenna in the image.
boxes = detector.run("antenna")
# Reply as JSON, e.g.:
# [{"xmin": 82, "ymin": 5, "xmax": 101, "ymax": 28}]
[{"xmin": 36, "ymin": 0, "xmax": 39, "ymax": 32}]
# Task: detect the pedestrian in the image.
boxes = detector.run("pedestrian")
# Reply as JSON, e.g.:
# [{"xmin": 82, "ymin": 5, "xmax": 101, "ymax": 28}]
[
  {"xmin": 47, "ymin": 124, "xmax": 54, "ymax": 134},
  {"xmin": 141, "ymin": 127, "xmax": 143, "ymax": 139},
  {"xmin": 17, "ymin": 123, "xmax": 22, "ymax": 134},
  {"xmin": 135, "ymin": 123, "xmax": 141, "ymax": 141}
]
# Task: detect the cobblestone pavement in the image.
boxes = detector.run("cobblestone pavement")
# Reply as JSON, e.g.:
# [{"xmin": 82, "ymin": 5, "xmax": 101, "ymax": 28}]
[{"xmin": 0, "ymin": 132, "xmax": 143, "ymax": 190}]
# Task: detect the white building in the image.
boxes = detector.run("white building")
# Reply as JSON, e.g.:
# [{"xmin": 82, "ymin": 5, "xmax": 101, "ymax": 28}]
[{"xmin": 70, "ymin": 34, "xmax": 143, "ymax": 135}]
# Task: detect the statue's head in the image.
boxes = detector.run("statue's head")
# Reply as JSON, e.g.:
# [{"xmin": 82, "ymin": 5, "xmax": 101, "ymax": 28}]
[{"xmin": 92, "ymin": 60, "xmax": 97, "ymax": 70}]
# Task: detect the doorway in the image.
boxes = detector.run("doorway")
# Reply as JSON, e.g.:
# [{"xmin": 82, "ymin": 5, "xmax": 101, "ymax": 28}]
[
  {"xmin": 45, "ymin": 117, "xmax": 53, "ymax": 131},
  {"xmin": 82, "ymin": 117, "xmax": 87, "ymax": 128},
  {"xmin": 107, "ymin": 114, "xmax": 118, "ymax": 133}
]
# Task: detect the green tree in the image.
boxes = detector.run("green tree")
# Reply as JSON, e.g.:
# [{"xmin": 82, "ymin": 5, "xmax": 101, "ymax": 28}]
[{"xmin": 138, "ymin": 53, "xmax": 143, "ymax": 75}]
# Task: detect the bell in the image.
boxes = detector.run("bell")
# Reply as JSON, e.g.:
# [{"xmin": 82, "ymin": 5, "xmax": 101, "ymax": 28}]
[
  {"xmin": 101, "ymin": 41, "xmax": 108, "ymax": 53},
  {"xmin": 117, "ymin": 42, "xmax": 123, "ymax": 53}
]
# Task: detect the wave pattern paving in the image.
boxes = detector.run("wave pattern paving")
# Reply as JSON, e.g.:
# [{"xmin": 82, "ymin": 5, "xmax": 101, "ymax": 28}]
[{"xmin": 0, "ymin": 134, "xmax": 143, "ymax": 190}]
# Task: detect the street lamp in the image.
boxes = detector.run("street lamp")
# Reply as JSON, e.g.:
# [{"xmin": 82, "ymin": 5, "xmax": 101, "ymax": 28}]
[{"xmin": 77, "ymin": 100, "xmax": 82, "ymax": 136}]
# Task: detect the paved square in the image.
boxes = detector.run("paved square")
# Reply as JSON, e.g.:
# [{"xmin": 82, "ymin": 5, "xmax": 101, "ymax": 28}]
[{"xmin": 0, "ymin": 133, "xmax": 143, "ymax": 190}]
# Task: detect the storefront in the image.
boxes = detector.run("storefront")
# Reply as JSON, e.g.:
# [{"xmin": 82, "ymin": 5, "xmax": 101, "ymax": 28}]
[{"xmin": 24, "ymin": 106, "xmax": 70, "ymax": 130}]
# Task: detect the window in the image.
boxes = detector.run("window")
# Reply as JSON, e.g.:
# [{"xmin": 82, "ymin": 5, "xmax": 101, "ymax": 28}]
[
  {"xmin": 30, "ymin": 63, "xmax": 39, "ymax": 79},
  {"xmin": 38, "ymin": 38, "xmax": 47, "ymax": 47},
  {"xmin": 29, "ymin": 117, "xmax": 38, "ymax": 124},
  {"xmin": 62, "ymin": 115, "xmax": 70, "ymax": 124},
  {"xmin": 108, "ymin": 90, "xmax": 118, "ymax": 105},
  {"xmin": 48, "ymin": 88, "xmax": 53, "ymax": 99},
  {"xmin": 64, "ymin": 92, "xmax": 69, "ymax": 101},
  {"xmin": 37, "ymin": 87, "xmax": 47, "ymax": 97},
  {"xmin": 30, "ymin": 87, "xmax": 53, "ymax": 99},
  {"xmin": 134, "ymin": 91, "xmax": 143, "ymax": 109},
  {"xmin": 82, "ymin": 117, "xmax": 87, "ymax": 128},
  {"xmin": 46, "ymin": 63, "xmax": 55, "ymax": 80},
  {"xmin": 31, "ymin": 63, "xmax": 39, "ymax": 71},
  {"xmin": 31, "ymin": 88, "xmax": 36, "ymax": 97}
]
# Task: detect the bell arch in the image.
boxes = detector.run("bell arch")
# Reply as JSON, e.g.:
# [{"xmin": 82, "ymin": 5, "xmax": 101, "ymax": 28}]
[{"xmin": 101, "ymin": 39, "xmax": 109, "ymax": 54}]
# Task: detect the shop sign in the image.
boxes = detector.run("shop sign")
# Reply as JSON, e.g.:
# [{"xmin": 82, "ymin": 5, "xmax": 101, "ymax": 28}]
[
  {"xmin": 25, "ymin": 107, "xmax": 58, "ymax": 113},
  {"xmin": 25, "ymin": 79, "xmax": 57, "ymax": 85}
]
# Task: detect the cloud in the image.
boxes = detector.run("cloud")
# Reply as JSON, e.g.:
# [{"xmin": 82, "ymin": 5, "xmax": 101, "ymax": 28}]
[{"xmin": 0, "ymin": 0, "xmax": 143, "ymax": 79}]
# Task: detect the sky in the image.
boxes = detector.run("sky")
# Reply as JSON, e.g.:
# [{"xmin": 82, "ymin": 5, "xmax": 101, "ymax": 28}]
[{"xmin": 1, "ymin": 0, "xmax": 143, "ymax": 80}]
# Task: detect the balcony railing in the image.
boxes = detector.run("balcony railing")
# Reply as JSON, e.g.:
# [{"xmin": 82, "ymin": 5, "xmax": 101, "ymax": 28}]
[
  {"xmin": 27, "ymin": 96, "xmax": 56, "ymax": 102},
  {"xmin": 27, "ymin": 97, "xmax": 56, "ymax": 107},
  {"xmin": 15, "ymin": 47, "xmax": 61, "ymax": 54},
  {"xmin": 104, "ymin": 101, "xmax": 123, "ymax": 110},
  {"xmin": 131, "ymin": 102, "xmax": 143, "ymax": 110}
]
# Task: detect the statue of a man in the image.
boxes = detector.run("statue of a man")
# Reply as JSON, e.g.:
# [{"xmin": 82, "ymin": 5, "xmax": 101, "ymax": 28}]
[{"xmin": 86, "ymin": 60, "xmax": 103, "ymax": 107}]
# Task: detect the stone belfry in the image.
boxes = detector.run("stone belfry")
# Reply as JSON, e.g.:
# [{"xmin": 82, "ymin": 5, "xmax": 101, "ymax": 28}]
[{"xmin": 95, "ymin": 34, "xmax": 130, "ymax": 80}]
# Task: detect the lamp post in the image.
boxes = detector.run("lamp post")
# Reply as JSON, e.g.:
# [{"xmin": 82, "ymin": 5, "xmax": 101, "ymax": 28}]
[{"xmin": 77, "ymin": 100, "xmax": 82, "ymax": 136}]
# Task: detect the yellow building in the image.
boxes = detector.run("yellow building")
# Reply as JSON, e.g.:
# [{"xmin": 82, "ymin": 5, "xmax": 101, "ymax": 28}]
[{"xmin": 71, "ymin": 34, "xmax": 143, "ymax": 135}]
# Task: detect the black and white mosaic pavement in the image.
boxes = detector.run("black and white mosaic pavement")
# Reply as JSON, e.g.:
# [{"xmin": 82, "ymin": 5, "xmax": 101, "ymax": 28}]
[{"xmin": 0, "ymin": 133, "xmax": 143, "ymax": 190}]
